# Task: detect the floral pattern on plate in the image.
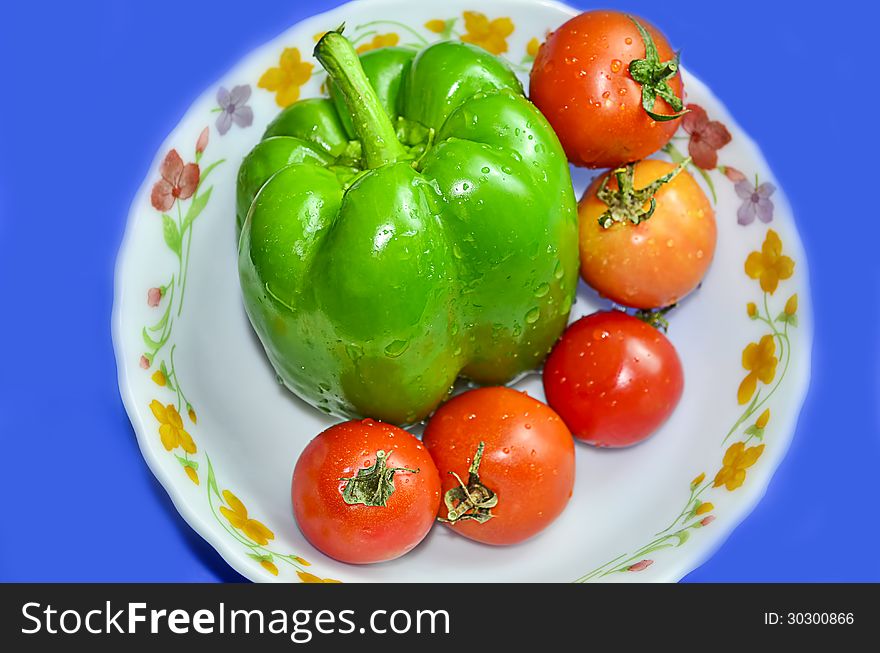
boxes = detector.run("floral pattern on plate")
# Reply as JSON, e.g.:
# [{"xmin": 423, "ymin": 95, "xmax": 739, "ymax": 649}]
[{"xmin": 117, "ymin": 0, "xmax": 810, "ymax": 583}]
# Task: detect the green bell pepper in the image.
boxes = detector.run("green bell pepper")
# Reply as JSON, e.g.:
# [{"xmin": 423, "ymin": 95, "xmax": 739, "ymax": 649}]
[{"xmin": 237, "ymin": 31, "xmax": 578, "ymax": 425}]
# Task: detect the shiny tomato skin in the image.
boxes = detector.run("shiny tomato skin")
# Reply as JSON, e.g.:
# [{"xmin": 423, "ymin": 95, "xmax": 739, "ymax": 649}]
[
  {"xmin": 530, "ymin": 10, "xmax": 684, "ymax": 168},
  {"xmin": 292, "ymin": 419, "xmax": 441, "ymax": 564},
  {"xmin": 423, "ymin": 387, "xmax": 575, "ymax": 546},
  {"xmin": 543, "ymin": 311, "xmax": 683, "ymax": 447},
  {"xmin": 579, "ymin": 159, "xmax": 716, "ymax": 309}
]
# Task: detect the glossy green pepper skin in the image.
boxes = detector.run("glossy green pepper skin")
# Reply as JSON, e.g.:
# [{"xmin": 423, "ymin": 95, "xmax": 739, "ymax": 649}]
[{"xmin": 238, "ymin": 32, "xmax": 578, "ymax": 424}]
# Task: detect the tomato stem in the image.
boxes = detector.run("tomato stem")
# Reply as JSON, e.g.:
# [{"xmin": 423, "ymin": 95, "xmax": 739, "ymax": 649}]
[
  {"xmin": 627, "ymin": 16, "xmax": 688, "ymax": 122},
  {"xmin": 596, "ymin": 157, "xmax": 692, "ymax": 228},
  {"xmin": 438, "ymin": 442, "xmax": 498, "ymax": 525},
  {"xmin": 338, "ymin": 450, "xmax": 419, "ymax": 507},
  {"xmin": 634, "ymin": 304, "xmax": 677, "ymax": 332}
]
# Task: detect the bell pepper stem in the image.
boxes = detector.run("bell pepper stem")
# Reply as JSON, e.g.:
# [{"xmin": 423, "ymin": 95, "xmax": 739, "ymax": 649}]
[{"xmin": 315, "ymin": 30, "xmax": 406, "ymax": 169}]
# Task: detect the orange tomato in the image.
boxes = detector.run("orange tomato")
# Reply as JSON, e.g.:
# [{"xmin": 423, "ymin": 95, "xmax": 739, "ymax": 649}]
[{"xmin": 579, "ymin": 159, "xmax": 716, "ymax": 309}]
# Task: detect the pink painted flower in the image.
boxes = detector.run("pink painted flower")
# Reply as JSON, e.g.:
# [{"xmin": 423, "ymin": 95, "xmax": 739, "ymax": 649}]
[
  {"xmin": 682, "ymin": 104, "xmax": 731, "ymax": 170},
  {"xmin": 196, "ymin": 127, "xmax": 209, "ymax": 155},
  {"xmin": 139, "ymin": 355, "xmax": 151, "ymax": 369},
  {"xmin": 150, "ymin": 150, "xmax": 200, "ymax": 212},
  {"xmin": 700, "ymin": 515, "xmax": 716, "ymax": 527},
  {"xmin": 627, "ymin": 559, "xmax": 654, "ymax": 572},
  {"xmin": 721, "ymin": 165, "xmax": 746, "ymax": 183},
  {"xmin": 147, "ymin": 287, "xmax": 163, "ymax": 307}
]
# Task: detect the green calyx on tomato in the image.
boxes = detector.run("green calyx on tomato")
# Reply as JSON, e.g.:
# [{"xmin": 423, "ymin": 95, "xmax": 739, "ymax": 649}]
[
  {"xmin": 634, "ymin": 304, "xmax": 677, "ymax": 332},
  {"xmin": 438, "ymin": 442, "xmax": 498, "ymax": 525},
  {"xmin": 339, "ymin": 449, "xmax": 419, "ymax": 507},
  {"xmin": 628, "ymin": 16, "xmax": 688, "ymax": 122},
  {"xmin": 596, "ymin": 156, "xmax": 692, "ymax": 228}
]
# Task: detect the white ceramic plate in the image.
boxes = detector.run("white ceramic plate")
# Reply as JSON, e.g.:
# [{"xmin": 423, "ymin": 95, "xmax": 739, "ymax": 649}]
[{"xmin": 113, "ymin": 0, "xmax": 812, "ymax": 582}]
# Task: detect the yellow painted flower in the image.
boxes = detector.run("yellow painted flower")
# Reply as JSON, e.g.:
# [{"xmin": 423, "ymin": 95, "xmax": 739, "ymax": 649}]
[
  {"xmin": 460, "ymin": 11, "xmax": 514, "ymax": 55},
  {"xmin": 737, "ymin": 335, "xmax": 778, "ymax": 404},
  {"xmin": 356, "ymin": 33, "xmax": 400, "ymax": 54},
  {"xmin": 297, "ymin": 571, "xmax": 341, "ymax": 583},
  {"xmin": 260, "ymin": 559, "xmax": 279, "ymax": 576},
  {"xmin": 188, "ymin": 406, "xmax": 197, "ymax": 424},
  {"xmin": 258, "ymin": 48, "xmax": 314, "ymax": 107},
  {"xmin": 149, "ymin": 400, "xmax": 196, "ymax": 454},
  {"xmin": 695, "ymin": 502, "xmax": 714, "ymax": 515},
  {"xmin": 293, "ymin": 556, "xmax": 311, "ymax": 567},
  {"xmin": 746, "ymin": 302, "xmax": 757, "ymax": 318},
  {"xmin": 756, "ymin": 408, "xmax": 771, "ymax": 429},
  {"xmin": 690, "ymin": 472, "xmax": 705, "ymax": 488},
  {"xmin": 527, "ymin": 37, "xmax": 541, "ymax": 58},
  {"xmin": 151, "ymin": 370, "xmax": 166, "ymax": 386},
  {"xmin": 220, "ymin": 490, "xmax": 275, "ymax": 546},
  {"xmin": 745, "ymin": 229, "xmax": 794, "ymax": 294},
  {"xmin": 785, "ymin": 293, "xmax": 798, "ymax": 316},
  {"xmin": 184, "ymin": 465, "xmax": 199, "ymax": 485},
  {"xmin": 425, "ymin": 19, "xmax": 446, "ymax": 34},
  {"xmin": 713, "ymin": 441, "xmax": 765, "ymax": 491}
]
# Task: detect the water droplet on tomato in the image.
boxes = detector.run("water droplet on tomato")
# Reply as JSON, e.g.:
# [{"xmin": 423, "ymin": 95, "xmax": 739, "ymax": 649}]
[{"xmin": 610, "ymin": 58, "xmax": 622, "ymax": 73}]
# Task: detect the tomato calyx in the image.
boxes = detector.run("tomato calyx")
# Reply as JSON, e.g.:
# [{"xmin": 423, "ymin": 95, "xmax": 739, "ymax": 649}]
[
  {"xmin": 634, "ymin": 304, "xmax": 677, "ymax": 332},
  {"xmin": 597, "ymin": 157, "xmax": 692, "ymax": 228},
  {"xmin": 339, "ymin": 450, "xmax": 420, "ymax": 507},
  {"xmin": 628, "ymin": 17, "xmax": 688, "ymax": 123},
  {"xmin": 438, "ymin": 442, "xmax": 498, "ymax": 525}
]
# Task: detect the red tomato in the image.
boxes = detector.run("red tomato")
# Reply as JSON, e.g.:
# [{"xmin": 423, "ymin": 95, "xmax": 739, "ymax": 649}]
[
  {"xmin": 579, "ymin": 159, "xmax": 716, "ymax": 309},
  {"xmin": 423, "ymin": 387, "xmax": 575, "ymax": 545},
  {"xmin": 292, "ymin": 419, "xmax": 440, "ymax": 564},
  {"xmin": 530, "ymin": 10, "xmax": 685, "ymax": 168},
  {"xmin": 543, "ymin": 311, "xmax": 683, "ymax": 447}
]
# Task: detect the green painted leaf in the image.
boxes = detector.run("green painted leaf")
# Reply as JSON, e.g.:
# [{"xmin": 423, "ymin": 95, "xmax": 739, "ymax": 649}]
[
  {"xmin": 775, "ymin": 312, "xmax": 799, "ymax": 327},
  {"xmin": 148, "ymin": 304, "xmax": 171, "ymax": 332},
  {"xmin": 174, "ymin": 454, "xmax": 198, "ymax": 470},
  {"xmin": 159, "ymin": 360, "xmax": 177, "ymax": 391},
  {"xmin": 247, "ymin": 552, "xmax": 271, "ymax": 563},
  {"xmin": 181, "ymin": 186, "xmax": 213, "ymax": 233},
  {"xmin": 142, "ymin": 327, "xmax": 161, "ymax": 351},
  {"xmin": 205, "ymin": 453, "xmax": 221, "ymax": 499},
  {"xmin": 744, "ymin": 424, "xmax": 764, "ymax": 440},
  {"xmin": 664, "ymin": 143, "xmax": 717, "ymax": 203},
  {"xmin": 162, "ymin": 214, "xmax": 181, "ymax": 256},
  {"xmin": 197, "ymin": 159, "xmax": 225, "ymax": 189}
]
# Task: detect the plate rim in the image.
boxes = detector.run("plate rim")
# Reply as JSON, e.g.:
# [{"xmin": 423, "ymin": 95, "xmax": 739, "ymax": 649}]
[{"xmin": 111, "ymin": 0, "xmax": 814, "ymax": 582}]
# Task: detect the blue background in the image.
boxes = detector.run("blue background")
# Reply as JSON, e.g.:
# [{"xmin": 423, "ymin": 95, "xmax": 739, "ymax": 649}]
[{"xmin": 0, "ymin": 0, "xmax": 877, "ymax": 582}]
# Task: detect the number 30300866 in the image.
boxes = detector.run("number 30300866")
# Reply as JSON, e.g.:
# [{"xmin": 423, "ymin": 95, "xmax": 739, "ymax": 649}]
[{"xmin": 764, "ymin": 613, "xmax": 855, "ymax": 625}]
